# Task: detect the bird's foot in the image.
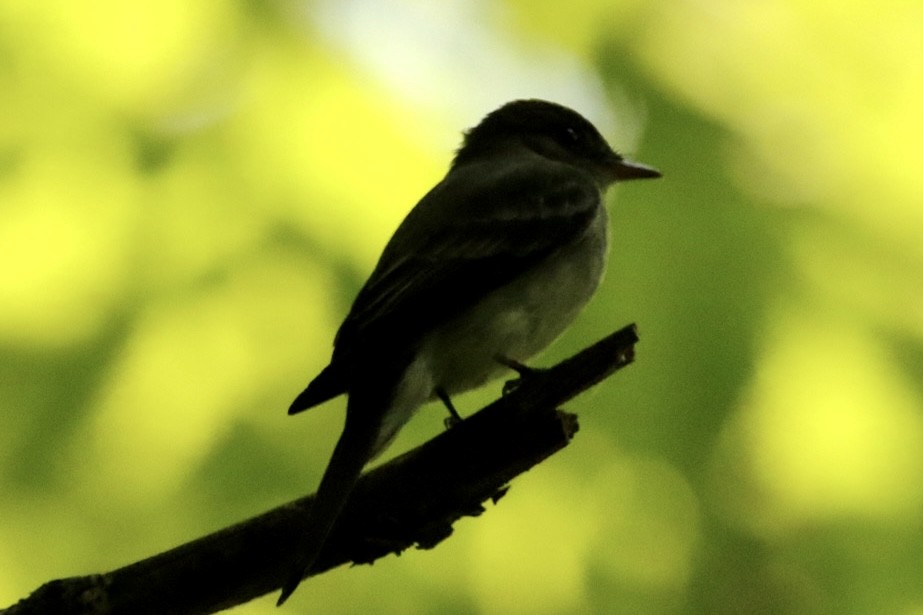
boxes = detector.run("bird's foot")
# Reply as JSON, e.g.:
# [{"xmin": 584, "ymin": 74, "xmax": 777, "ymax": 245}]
[
  {"xmin": 496, "ymin": 355, "xmax": 544, "ymax": 395},
  {"xmin": 437, "ymin": 388, "xmax": 463, "ymax": 429}
]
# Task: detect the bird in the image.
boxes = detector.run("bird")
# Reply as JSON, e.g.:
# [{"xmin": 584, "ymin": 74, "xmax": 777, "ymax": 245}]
[{"xmin": 277, "ymin": 99, "xmax": 660, "ymax": 605}]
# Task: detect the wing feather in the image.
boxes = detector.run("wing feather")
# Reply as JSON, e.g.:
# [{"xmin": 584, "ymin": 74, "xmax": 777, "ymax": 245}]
[
  {"xmin": 290, "ymin": 159, "xmax": 603, "ymax": 413},
  {"xmin": 335, "ymin": 161, "xmax": 601, "ymax": 364}
]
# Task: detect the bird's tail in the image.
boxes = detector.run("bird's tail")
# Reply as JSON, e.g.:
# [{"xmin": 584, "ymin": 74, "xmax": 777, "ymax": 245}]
[
  {"xmin": 277, "ymin": 397, "xmax": 381, "ymax": 606},
  {"xmin": 288, "ymin": 364, "xmax": 346, "ymax": 415}
]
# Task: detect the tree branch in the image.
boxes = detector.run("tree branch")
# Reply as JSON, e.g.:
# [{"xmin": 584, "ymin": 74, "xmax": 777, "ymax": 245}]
[{"xmin": 2, "ymin": 324, "xmax": 639, "ymax": 615}]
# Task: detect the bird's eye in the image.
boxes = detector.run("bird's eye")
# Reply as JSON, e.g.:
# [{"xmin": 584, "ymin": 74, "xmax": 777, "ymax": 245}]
[{"xmin": 564, "ymin": 127, "xmax": 580, "ymax": 143}]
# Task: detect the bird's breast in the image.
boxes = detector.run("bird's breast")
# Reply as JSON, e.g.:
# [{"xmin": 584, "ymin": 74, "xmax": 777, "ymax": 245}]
[
  {"xmin": 373, "ymin": 206, "xmax": 609, "ymax": 452},
  {"xmin": 419, "ymin": 205, "xmax": 610, "ymax": 397}
]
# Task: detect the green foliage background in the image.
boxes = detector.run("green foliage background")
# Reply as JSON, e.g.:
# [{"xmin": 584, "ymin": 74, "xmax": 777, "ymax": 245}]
[{"xmin": 1, "ymin": 1, "xmax": 922, "ymax": 613}]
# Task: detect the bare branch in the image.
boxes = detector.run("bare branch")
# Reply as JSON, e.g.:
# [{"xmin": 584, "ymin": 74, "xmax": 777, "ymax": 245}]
[{"xmin": 2, "ymin": 324, "xmax": 639, "ymax": 615}]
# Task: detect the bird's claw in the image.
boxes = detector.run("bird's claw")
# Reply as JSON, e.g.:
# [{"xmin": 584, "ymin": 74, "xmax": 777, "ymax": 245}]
[
  {"xmin": 437, "ymin": 387, "xmax": 463, "ymax": 429},
  {"xmin": 502, "ymin": 378, "xmax": 521, "ymax": 396},
  {"xmin": 496, "ymin": 355, "xmax": 543, "ymax": 396}
]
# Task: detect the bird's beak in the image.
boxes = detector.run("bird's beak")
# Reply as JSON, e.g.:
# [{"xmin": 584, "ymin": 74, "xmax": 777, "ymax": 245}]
[{"xmin": 611, "ymin": 157, "xmax": 661, "ymax": 181}]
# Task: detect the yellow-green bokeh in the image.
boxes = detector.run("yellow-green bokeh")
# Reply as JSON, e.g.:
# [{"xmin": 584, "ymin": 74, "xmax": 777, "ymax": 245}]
[{"xmin": 1, "ymin": 0, "xmax": 921, "ymax": 613}]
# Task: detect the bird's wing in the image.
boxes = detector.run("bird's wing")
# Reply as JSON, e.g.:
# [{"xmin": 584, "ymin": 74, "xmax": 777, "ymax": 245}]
[
  {"xmin": 334, "ymin": 163, "xmax": 602, "ymax": 361},
  {"xmin": 288, "ymin": 163, "xmax": 601, "ymax": 414}
]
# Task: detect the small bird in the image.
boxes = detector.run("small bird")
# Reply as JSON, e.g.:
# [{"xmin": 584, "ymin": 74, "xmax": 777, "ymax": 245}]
[{"xmin": 278, "ymin": 99, "xmax": 660, "ymax": 605}]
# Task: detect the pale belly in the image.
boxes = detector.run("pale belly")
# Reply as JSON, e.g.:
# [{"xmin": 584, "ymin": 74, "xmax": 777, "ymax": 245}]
[{"xmin": 375, "ymin": 207, "xmax": 609, "ymax": 450}]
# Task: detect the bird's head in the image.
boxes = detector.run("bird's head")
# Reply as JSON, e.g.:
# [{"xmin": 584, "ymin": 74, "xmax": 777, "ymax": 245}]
[{"xmin": 453, "ymin": 99, "xmax": 660, "ymax": 185}]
